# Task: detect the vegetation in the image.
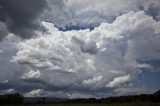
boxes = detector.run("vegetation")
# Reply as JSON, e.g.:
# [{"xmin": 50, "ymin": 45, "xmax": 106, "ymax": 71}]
[{"xmin": 0, "ymin": 93, "xmax": 23, "ymax": 104}]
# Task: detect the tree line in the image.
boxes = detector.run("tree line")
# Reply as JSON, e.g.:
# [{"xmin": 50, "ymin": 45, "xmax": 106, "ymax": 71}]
[{"xmin": 0, "ymin": 93, "xmax": 23, "ymax": 104}]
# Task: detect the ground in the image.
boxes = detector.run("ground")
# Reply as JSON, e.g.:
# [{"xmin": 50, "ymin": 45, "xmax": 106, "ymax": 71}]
[{"xmin": 4, "ymin": 103, "xmax": 160, "ymax": 106}]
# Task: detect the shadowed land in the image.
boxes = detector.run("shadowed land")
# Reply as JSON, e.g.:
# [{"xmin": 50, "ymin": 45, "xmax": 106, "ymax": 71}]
[
  {"xmin": 3, "ymin": 103, "xmax": 160, "ymax": 106},
  {"xmin": 0, "ymin": 90, "xmax": 160, "ymax": 105}
]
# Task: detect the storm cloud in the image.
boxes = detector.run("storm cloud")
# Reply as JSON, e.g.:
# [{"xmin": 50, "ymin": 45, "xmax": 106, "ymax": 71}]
[
  {"xmin": 0, "ymin": 0, "xmax": 71, "ymax": 41},
  {"xmin": 0, "ymin": 0, "xmax": 49, "ymax": 40},
  {"xmin": 0, "ymin": 0, "xmax": 160, "ymax": 41},
  {"xmin": 12, "ymin": 11, "xmax": 160, "ymax": 97},
  {"xmin": 1, "ymin": 0, "xmax": 160, "ymax": 98}
]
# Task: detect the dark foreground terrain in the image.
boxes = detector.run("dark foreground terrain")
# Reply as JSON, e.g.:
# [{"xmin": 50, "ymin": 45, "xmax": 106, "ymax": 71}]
[
  {"xmin": 3, "ymin": 103, "xmax": 160, "ymax": 106},
  {"xmin": 0, "ymin": 90, "xmax": 160, "ymax": 106}
]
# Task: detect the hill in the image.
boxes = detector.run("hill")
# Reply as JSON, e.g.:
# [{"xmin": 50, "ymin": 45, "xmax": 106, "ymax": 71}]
[{"xmin": 153, "ymin": 90, "xmax": 160, "ymax": 96}]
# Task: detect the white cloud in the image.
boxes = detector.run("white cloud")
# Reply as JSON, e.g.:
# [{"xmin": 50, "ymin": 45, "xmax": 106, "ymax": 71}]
[
  {"xmin": 4, "ymin": 80, "xmax": 8, "ymax": 83},
  {"xmin": 67, "ymin": 92, "xmax": 94, "ymax": 99},
  {"xmin": 114, "ymin": 87, "xmax": 155, "ymax": 96},
  {"xmin": 83, "ymin": 76, "xmax": 103, "ymax": 85},
  {"xmin": 0, "ymin": 80, "xmax": 8, "ymax": 84},
  {"xmin": 106, "ymin": 75, "xmax": 131, "ymax": 88},
  {"xmin": 7, "ymin": 89, "xmax": 16, "ymax": 93},
  {"xmin": 0, "ymin": 50, "xmax": 3, "ymax": 54},
  {"xmin": 24, "ymin": 89, "xmax": 43, "ymax": 97},
  {"xmin": 22, "ymin": 70, "xmax": 41, "ymax": 79},
  {"xmin": 0, "ymin": 89, "xmax": 16, "ymax": 95},
  {"xmin": 135, "ymin": 63, "xmax": 153, "ymax": 69},
  {"xmin": 12, "ymin": 11, "xmax": 160, "ymax": 97}
]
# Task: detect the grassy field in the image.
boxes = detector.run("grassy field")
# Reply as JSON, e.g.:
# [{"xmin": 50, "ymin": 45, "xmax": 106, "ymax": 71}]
[{"xmin": 4, "ymin": 103, "xmax": 160, "ymax": 106}]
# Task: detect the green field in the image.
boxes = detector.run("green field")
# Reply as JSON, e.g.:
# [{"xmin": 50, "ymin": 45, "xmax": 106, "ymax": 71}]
[{"xmin": 4, "ymin": 103, "xmax": 160, "ymax": 106}]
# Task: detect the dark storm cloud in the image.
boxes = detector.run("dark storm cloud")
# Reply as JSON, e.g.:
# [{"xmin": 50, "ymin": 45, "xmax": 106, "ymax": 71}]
[
  {"xmin": 0, "ymin": 22, "xmax": 8, "ymax": 41},
  {"xmin": 146, "ymin": 5, "xmax": 160, "ymax": 21},
  {"xmin": 0, "ymin": 0, "xmax": 48, "ymax": 40}
]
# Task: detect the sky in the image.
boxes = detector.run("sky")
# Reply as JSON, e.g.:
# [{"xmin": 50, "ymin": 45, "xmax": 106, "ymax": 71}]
[{"xmin": 0, "ymin": 0, "xmax": 160, "ymax": 98}]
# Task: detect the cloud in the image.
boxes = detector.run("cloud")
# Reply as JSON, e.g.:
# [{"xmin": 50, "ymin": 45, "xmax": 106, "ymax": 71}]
[
  {"xmin": 83, "ymin": 76, "xmax": 103, "ymax": 85},
  {"xmin": 0, "ymin": 49, "xmax": 3, "ymax": 53},
  {"xmin": 1, "ymin": 0, "xmax": 160, "ymax": 41},
  {"xmin": 0, "ymin": 88, "xmax": 16, "ymax": 95},
  {"xmin": 0, "ymin": 34, "xmax": 24, "ymax": 83},
  {"xmin": 43, "ymin": 0, "xmax": 72, "ymax": 27},
  {"xmin": 0, "ymin": 80, "xmax": 8, "ymax": 84},
  {"xmin": 22, "ymin": 70, "xmax": 41, "ymax": 79},
  {"xmin": 7, "ymin": 88, "xmax": 16, "ymax": 93},
  {"xmin": 0, "ymin": 22, "xmax": 8, "ymax": 41},
  {"xmin": 105, "ymin": 75, "xmax": 131, "ymax": 88},
  {"xmin": 12, "ymin": 11, "xmax": 160, "ymax": 97},
  {"xmin": 24, "ymin": 89, "xmax": 43, "ymax": 97},
  {"xmin": 114, "ymin": 87, "xmax": 155, "ymax": 96},
  {"xmin": 0, "ymin": 0, "xmax": 48, "ymax": 39},
  {"xmin": 0, "ymin": 0, "xmax": 71, "ymax": 41},
  {"xmin": 67, "ymin": 92, "xmax": 94, "ymax": 99},
  {"xmin": 66, "ymin": 0, "xmax": 160, "ymax": 26},
  {"xmin": 1, "ymin": 0, "xmax": 160, "ymax": 98}
]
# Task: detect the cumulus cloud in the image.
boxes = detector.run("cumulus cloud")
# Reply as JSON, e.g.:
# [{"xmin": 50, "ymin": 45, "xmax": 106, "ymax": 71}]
[
  {"xmin": 12, "ymin": 11, "xmax": 160, "ymax": 97},
  {"xmin": 22, "ymin": 70, "xmax": 41, "ymax": 79},
  {"xmin": 105, "ymin": 75, "xmax": 131, "ymax": 88},
  {"xmin": 24, "ymin": 89, "xmax": 43, "ymax": 97}
]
